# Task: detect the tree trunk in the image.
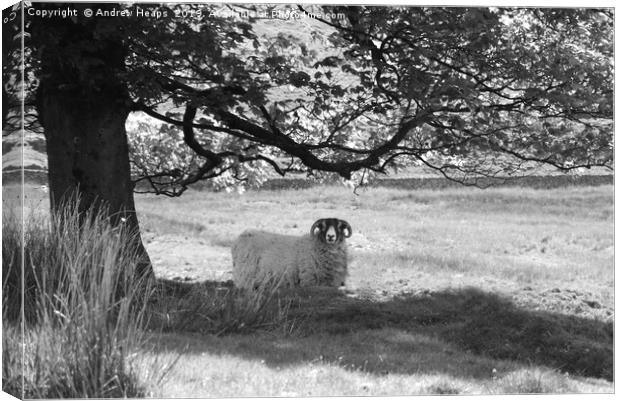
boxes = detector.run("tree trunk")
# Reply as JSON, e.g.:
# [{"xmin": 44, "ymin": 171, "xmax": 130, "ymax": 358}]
[{"xmin": 33, "ymin": 12, "xmax": 153, "ymax": 280}]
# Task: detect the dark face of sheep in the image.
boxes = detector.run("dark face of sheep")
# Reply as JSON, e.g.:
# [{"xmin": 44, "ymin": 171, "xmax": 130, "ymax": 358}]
[{"xmin": 311, "ymin": 218, "xmax": 352, "ymax": 244}]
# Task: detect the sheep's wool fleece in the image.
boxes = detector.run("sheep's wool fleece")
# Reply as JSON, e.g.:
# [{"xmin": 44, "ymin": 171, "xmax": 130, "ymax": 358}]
[{"xmin": 232, "ymin": 230, "xmax": 348, "ymax": 289}]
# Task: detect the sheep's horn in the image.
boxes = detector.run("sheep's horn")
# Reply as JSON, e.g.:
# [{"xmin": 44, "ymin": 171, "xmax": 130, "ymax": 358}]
[
  {"xmin": 340, "ymin": 220, "xmax": 352, "ymax": 238},
  {"xmin": 311, "ymin": 219, "xmax": 324, "ymax": 236}
]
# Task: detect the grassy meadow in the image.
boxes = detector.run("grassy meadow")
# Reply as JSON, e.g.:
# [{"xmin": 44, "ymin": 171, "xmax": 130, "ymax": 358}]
[{"xmin": 131, "ymin": 183, "xmax": 613, "ymax": 396}]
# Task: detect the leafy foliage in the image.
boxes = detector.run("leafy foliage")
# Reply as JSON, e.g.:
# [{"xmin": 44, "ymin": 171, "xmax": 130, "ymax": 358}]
[
  {"xmin": 9, "ymin": 4, "xmax": 614, "ymax": 194},
  {"xmin": 126, "ymin": 5, "xmax": 613, "ymax": 193}
]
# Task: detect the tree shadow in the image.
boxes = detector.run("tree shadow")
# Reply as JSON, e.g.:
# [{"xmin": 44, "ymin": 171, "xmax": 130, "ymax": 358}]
[
  {"xmin": 147, "ymin": 282, "xmax": 613, "ymax": 382},
  {"xmin": 153, "ymin": 277, "xmax": 234, "ymax": 297}
]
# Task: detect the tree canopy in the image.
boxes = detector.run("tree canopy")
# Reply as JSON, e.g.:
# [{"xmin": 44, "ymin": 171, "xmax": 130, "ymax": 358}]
[{"xmin": 5, "ymin": 3, "xmax": 614, "ymax": 197}]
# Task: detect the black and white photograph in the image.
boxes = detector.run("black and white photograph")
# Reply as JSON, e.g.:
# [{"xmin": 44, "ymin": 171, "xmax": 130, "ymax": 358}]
[{"xmin": 1, "ymin": 1, "xmax": 614, "ymax": 397}]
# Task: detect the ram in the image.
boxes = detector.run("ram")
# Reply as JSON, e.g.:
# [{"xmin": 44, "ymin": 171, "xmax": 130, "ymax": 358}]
[{"xmin": 231, "ymin": 218, "xmax": 352, "ymax": 290}]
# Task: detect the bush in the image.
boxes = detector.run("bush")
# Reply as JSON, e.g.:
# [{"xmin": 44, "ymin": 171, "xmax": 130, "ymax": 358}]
[{"xmin": 2, "ymin": 199, "xmax": 153, "ymax": 398}]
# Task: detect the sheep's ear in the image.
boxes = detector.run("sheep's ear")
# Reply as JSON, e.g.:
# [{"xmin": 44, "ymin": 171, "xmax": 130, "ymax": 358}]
[
  {"xmin": 311, "ymin": 219, "xmax": 324, "ymax": 236},
  {"xmin": 339, "ymin": 220, "xmax": 352, "ymax": 238}
]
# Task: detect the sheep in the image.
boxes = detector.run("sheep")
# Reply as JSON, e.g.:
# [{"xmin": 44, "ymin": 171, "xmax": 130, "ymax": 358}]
[{"xmin": 231, "ymin": 218, "xmax": 352, "ymax": 290}]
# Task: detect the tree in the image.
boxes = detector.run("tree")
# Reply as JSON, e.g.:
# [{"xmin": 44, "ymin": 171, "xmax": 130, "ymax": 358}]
[
  {"xmin": 5, "ymin": 3, "xmax": 613, "ymax": 279},
  {"xmin": 125, "ymin": 5, "xmax": 612, "ymax": 195},
  {"xmin": 311, "ymin": 7, "xmax": 613, "ymax": 181}
]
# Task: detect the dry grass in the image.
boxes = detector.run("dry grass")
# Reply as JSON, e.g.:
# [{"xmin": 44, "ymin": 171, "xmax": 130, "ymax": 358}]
[
  {"xmin": 4, "ymin": 183, "xmax": 611, "ymax": 395},
  {"xmin": 131, "ymin": 183, "xmax": 613, "ymax": 396},
  {"xmin": 137, "ymin": 185, "xmax": 612, "ymax": 296}
]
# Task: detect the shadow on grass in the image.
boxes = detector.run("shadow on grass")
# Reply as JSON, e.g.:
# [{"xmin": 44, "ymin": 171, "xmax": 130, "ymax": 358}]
[{"xmin": 148, "ymin": 281, "xmax": 613, "ymax": 382}]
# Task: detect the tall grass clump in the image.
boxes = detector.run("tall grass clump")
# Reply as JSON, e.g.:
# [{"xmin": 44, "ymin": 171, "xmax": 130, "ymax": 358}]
[
  {"xmin": 149, "ymin": 271, "xmax": 301, "ymax": 336},
  {"xmin": 2, "ymin": 197, "xmax": 154, "ymax": 398}
]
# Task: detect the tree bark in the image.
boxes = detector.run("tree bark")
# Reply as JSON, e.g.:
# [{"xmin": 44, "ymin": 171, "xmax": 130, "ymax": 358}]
[{"xmin": 33, "ymin": 11, "xmax": 153, "ymax": 280}]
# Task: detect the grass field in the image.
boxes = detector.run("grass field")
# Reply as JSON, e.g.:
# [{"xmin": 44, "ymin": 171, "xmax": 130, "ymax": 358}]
[{"xmin": 129, "ymin": 184, "xmax": 613, "ymax": 396}]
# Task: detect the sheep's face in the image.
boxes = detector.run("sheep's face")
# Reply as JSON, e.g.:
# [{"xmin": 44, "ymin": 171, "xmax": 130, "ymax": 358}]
[{"xmin": 311, "ymin": 218, "xmax": 352, "ymax": 245}]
